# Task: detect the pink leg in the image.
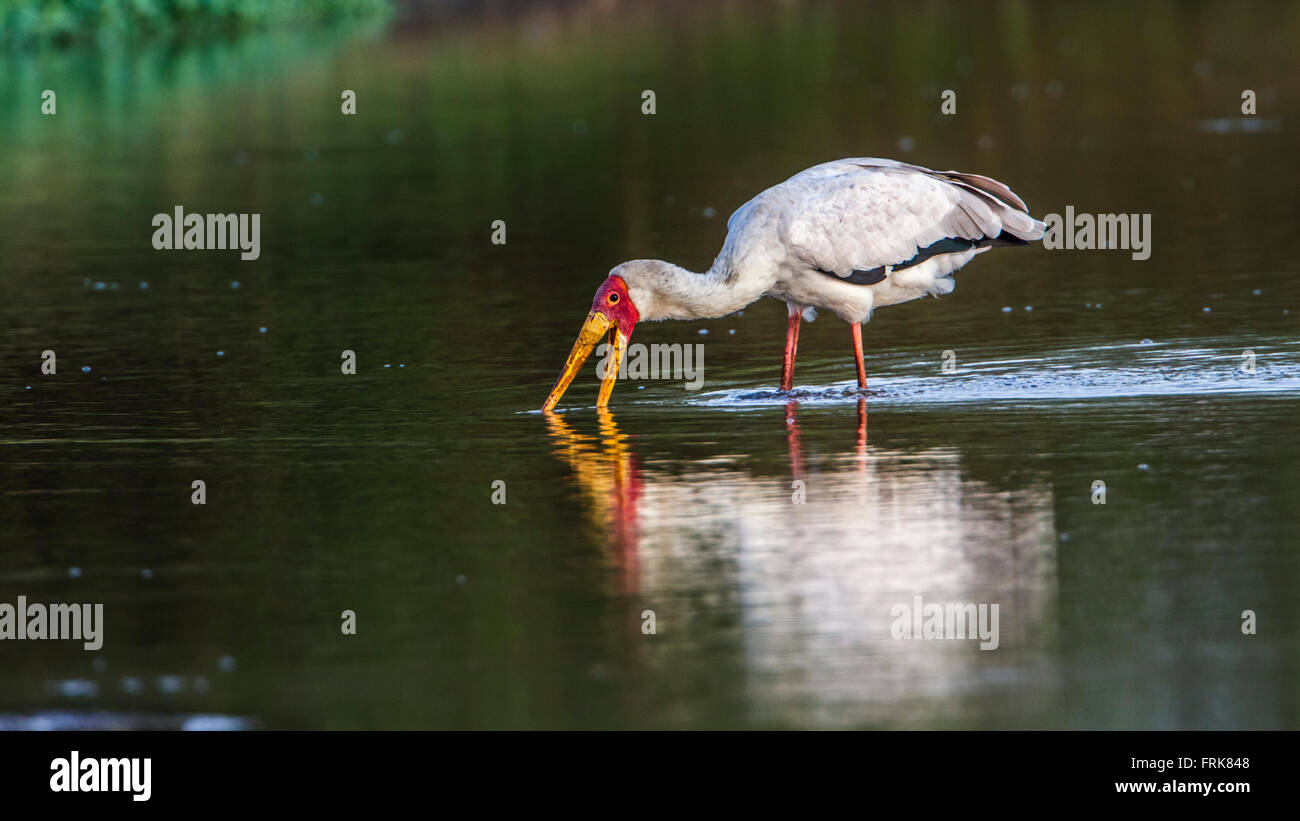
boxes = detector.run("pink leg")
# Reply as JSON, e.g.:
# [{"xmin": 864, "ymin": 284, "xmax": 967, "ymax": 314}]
[
  {"xmin": 850, "ymin": 323, "xmax": 867, "ymax": 390},
  {"xmin": 780, "ymin": 309, "xmax": 801, "ymax": 392}
]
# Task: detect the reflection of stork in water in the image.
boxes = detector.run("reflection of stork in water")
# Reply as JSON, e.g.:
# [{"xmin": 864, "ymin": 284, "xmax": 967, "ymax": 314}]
[
  {"xmin": 545, "ymin": 409, "xmax": 643, "ymax": 593},
  {"xmin": 787, "ymin": 398, "xmax": 870, "ymax": 482},
  {"xmin": 544, "ymin": 406, "xmax": 1059, "ymax": 727},
  {"xmin": 548, "ymin": 401, "xmax": 868, "ymax": 571}
]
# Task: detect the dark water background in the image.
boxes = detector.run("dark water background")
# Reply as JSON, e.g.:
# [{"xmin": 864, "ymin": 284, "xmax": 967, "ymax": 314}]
[{"xmin": 1, "ymin": 0, "xmax": 1298, "ymax": 728}]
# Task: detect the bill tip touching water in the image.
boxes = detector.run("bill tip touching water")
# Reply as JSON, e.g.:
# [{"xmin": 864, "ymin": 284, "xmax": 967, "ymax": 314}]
[{"xmin": 542, "ymin": 157, "xmax": 1044, "ymax": 412}]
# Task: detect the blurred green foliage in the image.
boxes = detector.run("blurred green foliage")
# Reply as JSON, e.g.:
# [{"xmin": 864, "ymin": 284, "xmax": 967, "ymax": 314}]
[{"xmin": 0, "ymin": 0, "xmax": 393, "ymax": 48}]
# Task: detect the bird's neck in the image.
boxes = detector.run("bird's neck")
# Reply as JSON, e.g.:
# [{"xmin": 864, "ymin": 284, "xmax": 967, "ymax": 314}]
[{"xmin": 641, "ymin": 258, "xmax": 758, "ymax": 321}]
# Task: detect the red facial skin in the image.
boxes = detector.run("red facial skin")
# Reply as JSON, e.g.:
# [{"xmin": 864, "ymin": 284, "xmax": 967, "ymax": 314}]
[{"xmin": 591, "ymin": 275, "xmax": 640, "ymax": 338}]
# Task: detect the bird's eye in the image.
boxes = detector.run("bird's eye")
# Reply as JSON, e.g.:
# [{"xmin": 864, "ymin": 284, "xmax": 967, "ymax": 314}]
[{"xmin": 609, "ymin": 293, "xmax": 619, "ymax": 303}]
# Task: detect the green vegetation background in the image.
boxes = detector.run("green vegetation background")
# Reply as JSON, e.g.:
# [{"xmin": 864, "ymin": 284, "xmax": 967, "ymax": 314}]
[{"xmin": 1, "ymin": 0, "xmax": 393, "ymax": 48}]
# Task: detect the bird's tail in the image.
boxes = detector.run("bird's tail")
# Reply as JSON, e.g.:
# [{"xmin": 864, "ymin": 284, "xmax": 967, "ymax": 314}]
[
  {"xmin": 999, "ymin": 211, "xmax": 1047, "ymax": 242},
  {"xmin": 940, "ymin": 170, "xmax": 1045, "ymax": 242}
]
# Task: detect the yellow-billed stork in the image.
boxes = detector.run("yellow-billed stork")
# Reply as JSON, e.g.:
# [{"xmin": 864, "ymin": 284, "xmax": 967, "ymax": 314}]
[{"xmin": 543, "ymin": 157, "xmax": 1044, "ymax": 411}]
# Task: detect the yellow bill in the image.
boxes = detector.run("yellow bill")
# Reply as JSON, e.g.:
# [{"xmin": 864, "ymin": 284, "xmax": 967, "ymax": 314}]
[{"xmin": 542, "ymin": 311, "xmax": 629, "ymax": 411}]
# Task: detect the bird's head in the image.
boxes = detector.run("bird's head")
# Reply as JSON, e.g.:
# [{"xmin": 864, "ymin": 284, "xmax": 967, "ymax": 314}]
[{"xmin": 542, "ymin": 272, "xmax": 641, "ymax": 411}]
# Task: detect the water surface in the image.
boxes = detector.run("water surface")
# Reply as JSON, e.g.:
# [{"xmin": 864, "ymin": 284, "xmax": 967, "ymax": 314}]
[{"xmin": 1, "ymin": 0, "xmax": 1298, "ymax": 729}]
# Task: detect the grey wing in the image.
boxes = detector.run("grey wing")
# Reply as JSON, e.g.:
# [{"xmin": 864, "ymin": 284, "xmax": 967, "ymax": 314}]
[{"xmin": 770, "ymin": 159, "xmax": 1044, "ymax": 283}]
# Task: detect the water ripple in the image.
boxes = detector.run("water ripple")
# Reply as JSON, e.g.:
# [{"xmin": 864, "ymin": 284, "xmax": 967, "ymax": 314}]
[{"xmin": 691, "ymin": 338, "xmax": 1300, "ymax": 408}]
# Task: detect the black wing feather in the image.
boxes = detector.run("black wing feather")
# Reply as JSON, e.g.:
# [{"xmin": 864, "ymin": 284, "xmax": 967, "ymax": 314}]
[{"xmin": 817, "ymin": 232, "xmax": 1028, "ymax": 286}]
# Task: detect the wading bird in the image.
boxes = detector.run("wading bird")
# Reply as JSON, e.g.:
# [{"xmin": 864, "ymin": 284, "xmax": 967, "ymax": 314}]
[{"xmin": 542, "ymin": 158, "xmax": 1044, "ymax": 411}]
